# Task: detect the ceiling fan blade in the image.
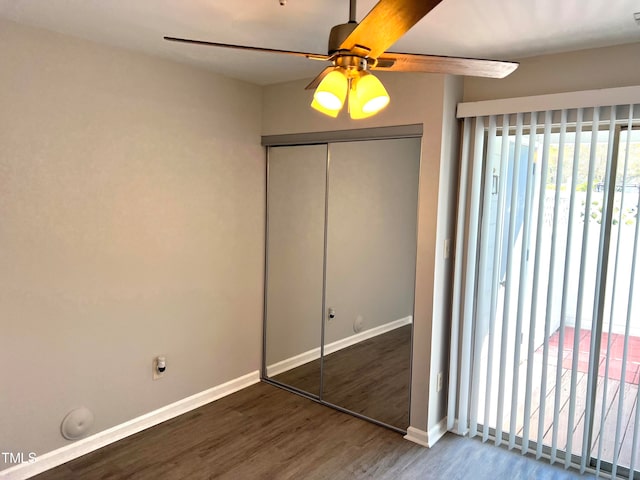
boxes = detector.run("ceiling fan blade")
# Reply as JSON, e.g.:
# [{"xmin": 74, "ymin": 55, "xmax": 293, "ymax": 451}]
[
  {"xmin": 305, "ymin": 66, "xmax": 335, "ymax": 90},
  {"xmin": 339, "ymin": 0, "xmax": 442, "ymax": 59},
  {"xmin": 373, "ymin": 52, "xmax": 519, "ymax": 78},
  {"xmin": 164, "ymin": 36, "xmax": 330, "ymax": 61}
]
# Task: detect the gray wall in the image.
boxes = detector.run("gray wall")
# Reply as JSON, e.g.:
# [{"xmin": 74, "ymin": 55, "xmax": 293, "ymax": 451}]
[{"xmin": 0, "ymin": 19, "xmax": 264, "ymax": 468}]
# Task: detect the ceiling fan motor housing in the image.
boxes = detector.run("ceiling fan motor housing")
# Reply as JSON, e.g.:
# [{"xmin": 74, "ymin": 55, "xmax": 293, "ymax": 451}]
[
  {"xmin": 328, "ymin": 22, "xmax": 358, "ymax": 54},
  {"xmin": 335, "ymin": 55, "xmax": 368, "ymax": 74}
]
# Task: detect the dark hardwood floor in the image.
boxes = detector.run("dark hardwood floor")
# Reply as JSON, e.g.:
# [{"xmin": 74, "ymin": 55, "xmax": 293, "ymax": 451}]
[
  {"xmin": 273, "ymin": 325, "xmax": 411, "ymax": 429},
  {"xmin": 34, "ymin": 382, "xmax": 594, "ymax": 480}
]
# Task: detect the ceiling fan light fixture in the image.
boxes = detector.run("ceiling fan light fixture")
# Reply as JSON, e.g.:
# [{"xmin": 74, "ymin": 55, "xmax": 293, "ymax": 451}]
[
  {"xmin": 311, "ymin": 97, "xmax": 341, "ymax": 118},
  {"xmin": 348, "ymin": 75, "xmax": 375, "ymax": 120},
  {"xmin": 347, "ymin": 71, "xmax": 390, "ymax": 119},
  {"xmin": 312, "ymin": 68, "xmax": 348, "ymax": 112},
  {"xmin": 356, "ymin": 71, "xmax": 390, "ymax": 114}
]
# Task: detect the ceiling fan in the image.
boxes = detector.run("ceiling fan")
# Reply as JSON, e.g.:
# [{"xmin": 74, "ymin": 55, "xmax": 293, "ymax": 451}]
[{"xmin": 164, "ymin": 0, "xmax": 518, "ymax": 119}]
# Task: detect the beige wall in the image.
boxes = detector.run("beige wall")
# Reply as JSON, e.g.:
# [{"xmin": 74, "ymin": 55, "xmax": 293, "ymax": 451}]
[
  {"xmin": 262, "ymin": 73, "xmax": 463, "ymax": 434},
  {"xmin": 0, "ymin": 19, "xmax": 264, "ymax": 468},
  {"xmin": 464, "ymin": 42, "xmax": 640, "ymax": 102}
]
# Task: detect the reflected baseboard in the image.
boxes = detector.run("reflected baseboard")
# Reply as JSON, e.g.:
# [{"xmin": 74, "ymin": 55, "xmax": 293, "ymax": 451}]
[
  {"xmin": 266, "ymin": 316, "xmax": 412, "ymax": 377},
  {"xmin": 266, "ymin": 348, "xmax": 321, "ymax": 378}
]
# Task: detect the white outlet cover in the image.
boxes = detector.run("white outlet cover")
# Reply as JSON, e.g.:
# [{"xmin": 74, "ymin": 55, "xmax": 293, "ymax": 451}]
[
  {"xmin": 153, "ymin": 356, "xmax": 166, "ymax": 380},
  {"xmin": 353, "ymin": 315, "xmax": 364, "ymax": 333}
]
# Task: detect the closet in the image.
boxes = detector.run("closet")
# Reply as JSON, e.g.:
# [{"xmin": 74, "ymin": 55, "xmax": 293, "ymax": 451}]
[{"xmin": 263, "ymin": 133, "xmax": 420, "ymax": 431}]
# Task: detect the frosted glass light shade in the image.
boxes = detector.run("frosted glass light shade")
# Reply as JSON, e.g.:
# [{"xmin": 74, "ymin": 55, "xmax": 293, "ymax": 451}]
[
  {"xmin": 348, "ymin": 72, "xmax": 390, "ymax": 119},
  {"xmin": 311, "ymin": 69, "xmax": 348, "ymax": 116},
  {"xmin": 357, "ymin": 72, "xmax": 390, "ymax": 114},
  {"xmin": 348, "ymin": 86, "xmax": 373, "ymax": 120},
  {"xmin": 311, "ymin": 97, "xmax": 340, "ymax": 118}
]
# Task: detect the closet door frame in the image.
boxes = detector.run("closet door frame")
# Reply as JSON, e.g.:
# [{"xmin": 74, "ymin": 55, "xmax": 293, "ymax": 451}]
[{"xmin": 261, "ymin": 124, "xmax": 423, "ymax": 433}]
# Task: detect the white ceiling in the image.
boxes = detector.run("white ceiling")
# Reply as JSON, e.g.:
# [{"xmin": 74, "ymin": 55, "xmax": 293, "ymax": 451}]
[{"xmin": 1, "ymin": 0, "xmax": 639, "ymax": 85}]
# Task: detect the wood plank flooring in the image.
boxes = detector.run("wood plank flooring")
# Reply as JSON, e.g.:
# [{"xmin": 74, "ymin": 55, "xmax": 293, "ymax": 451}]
[
  {"xmin": 272, "ymin": 325, "xmax": 411, "ymax": 429},
  {"xmin": 34, "ymin": 382, "xmax": 595, "ymax": 480}
]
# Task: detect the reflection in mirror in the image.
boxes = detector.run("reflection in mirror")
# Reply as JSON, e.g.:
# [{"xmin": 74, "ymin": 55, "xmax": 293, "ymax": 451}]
[
  {"xmin": 264, "ymin": 144, "xmax": 327, "ymax": 397},
  {"xmin": 323, "ymin": 137, "xmax": 420, "ymax": 429}
]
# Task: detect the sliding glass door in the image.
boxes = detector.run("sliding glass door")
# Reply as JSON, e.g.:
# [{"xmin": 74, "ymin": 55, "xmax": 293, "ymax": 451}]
[
  {"xmin": 452, "ymin": 106, "xmax": 640, "ymax": 478},
  {"xmin": 591, "ymin": 125, "xmax": 640, "ymax": 477}
]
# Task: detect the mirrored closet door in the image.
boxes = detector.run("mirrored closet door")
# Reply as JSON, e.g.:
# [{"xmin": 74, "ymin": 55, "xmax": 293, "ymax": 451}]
[
  {"xmin": 264, "ymin": 144, "xmax": 327, "ymax": 397},
  {"xmin": 322, "ymin": 138, "xmax": 419, "ymax": 428},
  {"xmin": 263, "ymin": 135, "xmax": 420, "ymax": 431}
]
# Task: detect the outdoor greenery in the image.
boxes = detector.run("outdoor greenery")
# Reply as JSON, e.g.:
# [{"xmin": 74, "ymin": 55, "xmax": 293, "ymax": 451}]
[
  {"xmin": 546, "ymin": 141, "xmax": 640, "ymax": 189},
  {"xmin": 540, "ymin": 135, "xmax": 640, "ymax": 226},
  {"xmin": 580, "ymin": 200, "xmax": 638, "ymax": 225}
]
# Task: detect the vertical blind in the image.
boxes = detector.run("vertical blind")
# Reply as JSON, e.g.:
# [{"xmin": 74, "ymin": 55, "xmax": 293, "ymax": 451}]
[{"xmin": 449, "ymin": 103, "xmax": 640, "ymax": 478}]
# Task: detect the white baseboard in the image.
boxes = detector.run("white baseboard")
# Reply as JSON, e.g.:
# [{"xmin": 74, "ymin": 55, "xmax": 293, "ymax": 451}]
[
  {"xmin": 427, "ymin": 418, "xmax": 448, "ymax": 446},
  {"xmin": 404, "ymin": 418, "xmax": 447, "ymax": 448},
  {"xmin": 404, "ymin": 427, "xmax": 429, "ymax": 447},
  {"xmin": 266, "ymin": 316, "xmax": 412, "ymax": 377},
  {"xmin": 0, "ymin": 370, "xmax": 260, "ymax": 480}
]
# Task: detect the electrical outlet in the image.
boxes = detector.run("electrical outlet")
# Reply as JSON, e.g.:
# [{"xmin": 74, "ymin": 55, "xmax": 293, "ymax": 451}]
[
  {"xmin": 444, "ymin": 239, "xmax": 451, "ymax": 259},
  {"xmin": 353, "ymin": 315, "xmax": 364, "ymax": 333},
  {"xmin": 153, "ymin": 356, "xmax": 166, "ymax": 380},
  {"xmin": 437, "ymin": 372, "xmax": 443, "ymax": 392}
]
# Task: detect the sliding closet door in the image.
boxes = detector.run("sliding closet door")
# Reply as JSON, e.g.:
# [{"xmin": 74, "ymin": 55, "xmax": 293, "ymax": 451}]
[
  {"xmin": 322, "ymin": 137, "xmax": 420, "ymax": 429},
  {"xmin": 264, "ymin": 144, "xmax": 327, "ymax": 397}
]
